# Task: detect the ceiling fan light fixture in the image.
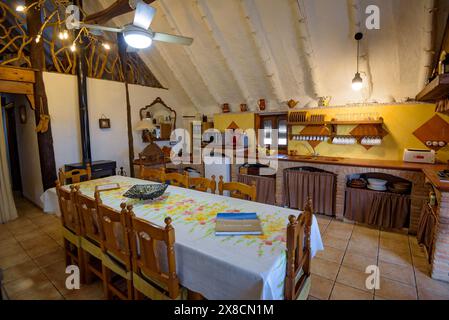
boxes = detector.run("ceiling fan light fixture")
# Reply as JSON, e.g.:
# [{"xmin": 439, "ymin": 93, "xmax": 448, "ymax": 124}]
[{"xmin": 123, "ymin": 25, "xmax": 153, "ymax": 49}]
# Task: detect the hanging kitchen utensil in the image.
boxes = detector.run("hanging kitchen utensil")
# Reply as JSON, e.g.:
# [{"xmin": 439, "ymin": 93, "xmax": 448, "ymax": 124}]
[{"xmin": 35, "ymin": 96, "xmax": 50, "ymax": 134}]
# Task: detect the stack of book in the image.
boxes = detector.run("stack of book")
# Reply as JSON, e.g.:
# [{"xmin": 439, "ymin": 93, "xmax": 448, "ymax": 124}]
[{"xmin": 215, "ymin": 213, "xmax": 263, "ymax": 236}]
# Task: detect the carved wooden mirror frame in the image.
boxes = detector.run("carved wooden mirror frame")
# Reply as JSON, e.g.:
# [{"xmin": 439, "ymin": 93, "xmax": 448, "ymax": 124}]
[{"xmin": 139, "ymin": 97, "xmax": 177, "ymax": 142}]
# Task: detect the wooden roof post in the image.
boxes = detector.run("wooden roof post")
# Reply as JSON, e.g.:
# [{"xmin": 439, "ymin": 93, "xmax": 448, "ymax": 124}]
[{"xmin": 25, "ymin": 0, "xmax": 57, "ymax": 191}]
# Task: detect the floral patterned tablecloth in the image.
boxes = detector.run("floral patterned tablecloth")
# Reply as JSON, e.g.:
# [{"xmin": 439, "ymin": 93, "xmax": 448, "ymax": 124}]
[{"xmin": 42, "ymin": 175, "xmax": 323, "ymax": 300}]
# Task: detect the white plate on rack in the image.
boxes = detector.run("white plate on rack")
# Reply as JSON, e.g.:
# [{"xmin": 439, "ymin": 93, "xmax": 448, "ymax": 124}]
[{"xmin": 367, "ymin": 184, "xmax": 387, "ymax": 191}]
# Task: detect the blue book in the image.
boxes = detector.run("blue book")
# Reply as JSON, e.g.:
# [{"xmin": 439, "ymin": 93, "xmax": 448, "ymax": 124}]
[{"xmin": 215, "ymin": 212, "xmax": 263, "ymax": 236}]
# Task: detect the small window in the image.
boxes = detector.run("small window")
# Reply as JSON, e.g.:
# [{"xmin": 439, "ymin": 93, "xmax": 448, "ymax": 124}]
[{"xmin": 259, "ymin": 114, "xmax": 288, "ymax": 153}]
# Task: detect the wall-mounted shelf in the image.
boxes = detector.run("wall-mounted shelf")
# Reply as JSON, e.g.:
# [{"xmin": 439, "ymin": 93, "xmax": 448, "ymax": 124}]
[
  {"xmin": 288, "ymin": 118, "xmax": 384, "ymax": 126},
  {"xmin": 288, "ymin": 121, "xmax": 326, "ymax": 126},
  {"xmin": 416, "ymin": 74, "xmax": 449, "ymax": 102}
]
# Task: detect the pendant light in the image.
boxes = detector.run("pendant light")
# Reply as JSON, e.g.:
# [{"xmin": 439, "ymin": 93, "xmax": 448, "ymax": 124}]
[{"xmin": 352, "ymin": 32, "xmax": 364, "ymax": 91}]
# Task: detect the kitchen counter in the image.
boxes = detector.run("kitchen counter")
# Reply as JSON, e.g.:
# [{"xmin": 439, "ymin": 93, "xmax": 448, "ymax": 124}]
[{"xmin": 422, "ymin": 168, "xmax": 449, "ymax": 192}]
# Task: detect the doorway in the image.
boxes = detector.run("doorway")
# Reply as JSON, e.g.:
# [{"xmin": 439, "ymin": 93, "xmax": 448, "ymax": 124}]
[{"xmin": 1, "ymin": 96, "xmax": 23, "ymax": 194}]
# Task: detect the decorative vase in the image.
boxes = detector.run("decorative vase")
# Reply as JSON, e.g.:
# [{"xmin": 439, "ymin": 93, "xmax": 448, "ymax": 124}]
[
  {"xmin": 240, "ymin": 103, "xmax": 248, "ymax": 112},
  {"xmin": 258, "ymin": 99, "xmax": 266, "ymax": 111},
  {"xmin": 222, "ymin": 103, "xmax": 230, "ymax": 113}
]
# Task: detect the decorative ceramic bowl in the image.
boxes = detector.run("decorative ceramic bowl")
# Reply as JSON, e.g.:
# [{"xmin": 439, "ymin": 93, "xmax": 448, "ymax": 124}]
[
  {"xmin": 367, "ymin": 178, "xmax": 387, "ymax": 186},
  {"xmin": 123, "ymin": 184, "xmax": 168, "ymax": 200}
]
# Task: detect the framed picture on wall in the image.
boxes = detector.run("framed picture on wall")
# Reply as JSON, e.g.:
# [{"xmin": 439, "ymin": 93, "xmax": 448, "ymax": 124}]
[{"xmin": 99, "ymin": 117, "xmax": 111, "ymax": 129}]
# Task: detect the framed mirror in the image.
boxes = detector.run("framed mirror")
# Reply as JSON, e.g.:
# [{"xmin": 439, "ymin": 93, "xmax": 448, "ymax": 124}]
[{"xmin": 139, "ymin": 97, "xmax": 177, "ymax": 142}]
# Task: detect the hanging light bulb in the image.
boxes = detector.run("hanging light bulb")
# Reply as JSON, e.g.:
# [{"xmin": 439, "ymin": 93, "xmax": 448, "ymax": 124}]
[
  {"xmin": 16, "ymin": 5, "xmax": 26, "ymax": 12},
  {"xmin": 352, "ymin": 72, "xmax": 363, "ymax": 91},
  {"xmin": 58, "ymin": 31, "xmax": 64, "ymax": 40},
  {"xmin": 35, "ymin": 34, "xmax": 41, "ymax": 43},
  {"xmin": 70, "ymin": 43, "xmax": 76, "ymax": 52},
  {"xmin": 352, "ymin": 32, "xmax": 364, "ymax": 91},
  {"xmin": 63, "ymin": 30, "xmax": 69, "ymax": 40},
  {"xmin": 102, "ymin": 43, "xmax": 111, "ymax": 50}
]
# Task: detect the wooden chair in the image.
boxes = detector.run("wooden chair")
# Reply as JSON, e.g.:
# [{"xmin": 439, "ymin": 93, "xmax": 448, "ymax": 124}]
[
  {"xmin": 128, "ymin": 208, "xmax": 186, "ymax": 300},
  {"xmin": 218, "ymin": 176, "xmax": 257, "ymax": 201},
  {"xmin": 95, "ymin": 193, "xmax": 133, "ymax": 300},
  {"xmin": 164, "ymin": 172, "xmax": 189, "ymax": 188},
  {"xmin": 73, "ymin": 187, "xmax": 105, "ymax": 284},
  {"xmin": 59, "ymin": 164, "xmax": 92, "ymax": 185},
  {"xmin": 55, "ymin": 182, "xmax": 85, "ymax": 283},
  {"xmin": 189, "ymin": 175, "xmax": 216, "ymax": 193},
  {"xmin": 140, "ymin": 167, "xmax": 165, "ymax": 183},
  {"xmin": 284, "ymin": 199, "xmax": 313, "ymax": 300}
]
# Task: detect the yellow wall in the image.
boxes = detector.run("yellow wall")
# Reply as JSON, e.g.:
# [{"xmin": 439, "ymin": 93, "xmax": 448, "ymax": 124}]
[
  {"xmin": 214, "ymin": 112, "xmax": 255, "ymax": 131},
  {"xmin": 289, "ymin": 104, "xmax": 449, "ymax": 162}
]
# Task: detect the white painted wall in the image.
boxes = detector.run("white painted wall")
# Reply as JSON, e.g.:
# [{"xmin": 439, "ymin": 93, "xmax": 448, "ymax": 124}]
[
  {"xmin": 14, "ymin": 95, "xmax": 44, "ymax": 207},
  {"xmin": 43, "ymin": 72, "xmax": 193, "ymax": 178}
]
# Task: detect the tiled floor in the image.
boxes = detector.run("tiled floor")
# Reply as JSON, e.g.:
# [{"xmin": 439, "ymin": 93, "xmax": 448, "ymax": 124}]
[
  {"xmin": 1, "ymin": 197, "xmax": 449, "ymax": 300},
  {"xmin": 310, "ymin": 215, "xmax": 449, "ymax": 300}
]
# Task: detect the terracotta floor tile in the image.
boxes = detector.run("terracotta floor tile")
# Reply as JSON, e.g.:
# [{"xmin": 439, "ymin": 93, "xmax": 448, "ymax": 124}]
[
  {"xmin": 33, "ymin": 247, "xmax": 65, "ymax": 268},
  {"xmin": 316, "ymin": 246, "xmax": 345, "ymax": 264},
  {"xmin": 5, "ymin": 217, "xmax": 34, "ymax": 231},
  {"xmin": 64, "ymin": 282, "xmax": 104, "ymax": 300},
  {"xmin": 415, "ymin": 271, "xmax": 449, "ymax": 298},
  {"xmin": 323, "ymin": 235, "xmax": 349, "ymax": 251},
  {"xmin": 311, "ymin": 257, "xmax": 340, "ymax": 281},
  {"xmin": 336, "ymin": 266, "xmax": 374, "ymax": 293},
  {"xmin": 0, "ymin": 228, "xmax": 13, "ymax": 241},
  {"xmin": 14, "ymin": 230, "xmax": 47, "ymax": 242},
  {"xmin": 379, "ymin": 238, "xmax": 410, "ymax": 253},
  {"xmin": 9, "ymin": 223, "xmax": 39, "ymax": 236},
  {"xmin": 0, "ymin": 251, "xmax": 31, "ymax": 269},
  {"xmin": 325, "ymin": 228, "xmax": 352, "ymax": 241},
  {"xmin": 4, "ymin": 271, "xmax": 50, "ymax": 296},
  {"xmin": 0, "ymin": 237, "xmax": 18, "ymax": 249},
  {"xmin": 29, "ymin": 215, "xmax": 59, "ymax": 227},
  {"xmin": 378, "ymin": 248, "xmax": 412, "ymax": 266},
  {"xmin": 3, "ymin": 260, "xmax": 41, "ymax": 283},
  {"xmin": 350, "ymin": 233, "xmax": 379, "ymax": 245},
  {"xmin": 0, "ymin": 243, "xmax": 25, "ymax": 259},
  {"xmin": 375, "ymin": 277, "xmax": 417, "ymax": 300},
  {"xmin": 309, "ymin": 274, "xmax": 334, "ymax": 300},
  {"xmin": 378, "ymin": 260, "xmax": 415, "ymax": 286},
  {"xmin": 330, "ymin": 283, "xmax": 373, "ymax": 300},
  {"xmin": 307, "ymin": 295, "xmax": 319, "ymax": 300},
  {"xmin": 346, "ymin": 241, "xmax": 378, "ymax": 258},
  {"xmin": 26, "ymin": 242, "xmax": 61, "ymax": 259},
  {"xmin": 20, "ymin": 234, "xmax": 55, "ymax": 250},
  {"xmin": 342, "ymin": 252, "xmax": 377, "ymax": 273},
  {"xmin": 353, "ymin": 225, "xmax": 380, "ymax": 237},
  {"xmin": 380, "ymin": 231, "xmax": 408, "ymax": 242},
  {"xmin": 418, "ymin": 287, "xmax": 449, "ymax": 300},
  {"xmin": 9, "ymin": 281, "xmax": 63, "ymax": 300}
]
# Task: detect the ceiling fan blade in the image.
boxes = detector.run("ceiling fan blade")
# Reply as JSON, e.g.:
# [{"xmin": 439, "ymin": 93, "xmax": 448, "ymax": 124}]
[
  {"xmin": 133, "ymin": 1, "xmax": 156, "ymax": 30},
  {"xmin": 152, "ymin": 32, "xmax": 194, "ymax": 46},
  {"xmin": 82, "ymin": 23, "xmax": 123, "ymax": 33}
]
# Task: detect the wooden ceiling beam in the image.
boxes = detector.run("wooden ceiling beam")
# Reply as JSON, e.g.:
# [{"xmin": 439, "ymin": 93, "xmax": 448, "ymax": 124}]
[{"xmin": 84, "ymin": 0, "xmax": 156, "ymax": 24}]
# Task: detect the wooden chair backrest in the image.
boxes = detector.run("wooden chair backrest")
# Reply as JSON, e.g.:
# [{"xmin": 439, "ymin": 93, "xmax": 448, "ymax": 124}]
[
  {"xmin": 285, "ymin": 199, "xmax": 313, "ymax": 300},
  {"xmin": 218, "ymin": 176, "xmax": 257, "ymax": 201},
  {"xmin": 140, "ymin": 167, "xmax": 165, "ymax": 183},
  {"xmin": 189, "ymin": 176, "xmax": 216, "ymax": 193},
  {"xmin": 74, "ymin": 187, "xmax": 101, "ymax": 243},
  {"xmin": 55, "ymin": 182, "xmax": 80, "ymax": 234},
  {"xmin": 95, "ymin": 193, "xmax": 132, "ymax": 267},
  {"xmin": 59, "ymin": 164, "xmax": 92, "ymax": 185},
  {"xmin": 129, "ymin": 210, "xmax": 180, "ymax": 299},
  {"xmin": 164, "ymin": 172, "xmax": 189, "ymax": 188}
]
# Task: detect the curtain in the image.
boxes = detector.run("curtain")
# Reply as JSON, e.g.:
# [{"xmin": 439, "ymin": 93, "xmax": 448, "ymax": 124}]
[
  {"xmin": 237, "ymin": 174, "xmax": 276, "ymax": 205},
  {"xmin": 283, "ymin": 169, "xmax": 336, "ymax": 216},
  {"xmin": 344, "ymin": 188, "xmax": 410, "ymax": 229},
  {"xmin": 0, "ymin": 105, "xmax": 18, "ymax": 223},
  {"xmin": 417, "ymin": 204, "xmax": 436, "ymax": 263}
]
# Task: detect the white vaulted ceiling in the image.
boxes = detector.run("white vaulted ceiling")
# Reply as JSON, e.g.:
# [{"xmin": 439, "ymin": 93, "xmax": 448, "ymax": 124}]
[{"xmin": 86, "ymin": 0, "xmax": 448, "ymax": 115}]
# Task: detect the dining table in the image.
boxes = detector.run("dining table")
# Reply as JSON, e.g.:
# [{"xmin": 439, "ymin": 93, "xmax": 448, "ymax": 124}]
[{"xmin": 40, "ymin": 175, "xmax": 324, "ymax": 300}]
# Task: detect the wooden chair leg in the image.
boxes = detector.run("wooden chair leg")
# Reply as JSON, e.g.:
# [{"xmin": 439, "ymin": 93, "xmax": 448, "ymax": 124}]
[
  {"xmin": 82, "ymin": 251, "xmax": 94, "ymax": 284},
  {"xmin": 101, "ymin": 265, "xmax": 113, "ymax": 300},
  {"xmin": 133, "ymin": 288, "xmax": 142, "ymax": 300},
  {"xmin": 63, "ymin": 239, "xmax": 71, "ymax": 267},
  {"xmin": 126, "ymin": 279, "xmax": 133, "ymax": 300}
]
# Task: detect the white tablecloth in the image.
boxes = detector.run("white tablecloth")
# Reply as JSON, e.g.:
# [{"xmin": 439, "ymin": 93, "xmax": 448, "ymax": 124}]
[{"xmin": 41, "ymin": 176, "xmax": 323, "ymax": 300}]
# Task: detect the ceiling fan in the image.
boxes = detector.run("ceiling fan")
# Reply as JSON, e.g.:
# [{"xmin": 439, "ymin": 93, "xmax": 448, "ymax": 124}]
[{"xmin": 81, "ymin": 0, "xmax": 193, "ymax": 50}]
